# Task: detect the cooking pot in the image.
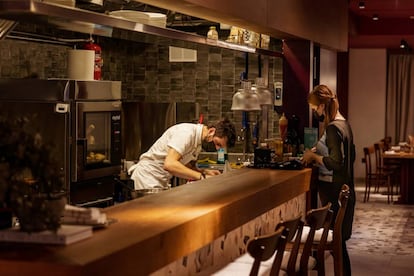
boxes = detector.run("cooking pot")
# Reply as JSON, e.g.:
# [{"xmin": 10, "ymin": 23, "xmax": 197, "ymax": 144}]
[{"xmin": 131, "ymin": 187, "xmax": 170, "ymax": 198}]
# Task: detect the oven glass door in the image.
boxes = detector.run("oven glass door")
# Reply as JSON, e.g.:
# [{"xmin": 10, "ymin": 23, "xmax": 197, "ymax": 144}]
[
  {"xmin": 85, "ymin": 112, "xmax": 112, "ymax": 168},
  {"xmin": 75, "ymin": 101, "xmax": 121, "ymax": 181}
]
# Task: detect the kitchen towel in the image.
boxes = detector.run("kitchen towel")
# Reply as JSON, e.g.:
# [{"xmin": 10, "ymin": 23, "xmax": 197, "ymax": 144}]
[{"xmin": 67, "ymin": 49, "xmax": 95, "ymax": 80}]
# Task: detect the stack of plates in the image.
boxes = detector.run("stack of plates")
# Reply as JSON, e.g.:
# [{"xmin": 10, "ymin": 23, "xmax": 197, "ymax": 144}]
[
  {"xmin": 144, "ymin": 12, "xmax": 167, "ymax": 28},
  {"xmin": 43, "ymin": 0, "xmax": 75, "ymax": 7},
  {"xmin": 109, "ymin": 10, "xmax": 166, "ymax": 28}
]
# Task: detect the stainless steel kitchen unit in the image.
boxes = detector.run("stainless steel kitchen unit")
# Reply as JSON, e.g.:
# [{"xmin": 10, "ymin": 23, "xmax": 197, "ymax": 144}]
[
  {"xmin": 122, "ymin": 101, "xmax": 199, "ymax": 161},
  {"xmin": 0, "ymin": 79, "xmax": 122, "ymax": 207}
]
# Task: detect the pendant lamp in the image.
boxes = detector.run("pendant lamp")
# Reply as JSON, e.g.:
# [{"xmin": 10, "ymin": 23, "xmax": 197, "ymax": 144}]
[
  {"xmin": 231, "ymin": 81, "xmax": 261, "ymax": 111},
  {"xmin": 254, "ymin": 77, "xmax": 273, "ymax": 105}
]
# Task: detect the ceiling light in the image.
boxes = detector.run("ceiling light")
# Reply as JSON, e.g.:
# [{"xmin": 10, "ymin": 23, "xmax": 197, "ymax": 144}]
[
  {"xmin": 372, "ymin": 14, "xmax": 379, "ymax": 21},
  {"xmin": 358, "ymin": 1, "xmax": 365, "ymax": 9},
  {"xmin": 400, "ymin": 39, "xmax": 408, "ymax": 49}
]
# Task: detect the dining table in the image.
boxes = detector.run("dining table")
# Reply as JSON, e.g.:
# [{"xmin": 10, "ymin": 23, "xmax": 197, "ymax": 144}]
[{"xmin": 383, "ymin": 151, "xmax": 414, "ymax": 204}]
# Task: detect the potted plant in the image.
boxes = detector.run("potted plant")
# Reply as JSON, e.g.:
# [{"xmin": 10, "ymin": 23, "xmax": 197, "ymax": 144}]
[{"xmin": 0, "ymin": 115, "xmax": 66, "ymax": 233}]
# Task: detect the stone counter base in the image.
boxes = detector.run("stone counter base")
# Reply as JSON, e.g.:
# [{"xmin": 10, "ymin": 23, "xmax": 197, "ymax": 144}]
[{"xmin": 153, "ymin": 193, "xmax": 306, "ymax": 275}]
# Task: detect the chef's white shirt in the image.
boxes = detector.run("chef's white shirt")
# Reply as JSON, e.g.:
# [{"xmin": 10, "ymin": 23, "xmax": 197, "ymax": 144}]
[{"xmin": 129, "ymin": 123, "xmax": 203, "ymax": 189}]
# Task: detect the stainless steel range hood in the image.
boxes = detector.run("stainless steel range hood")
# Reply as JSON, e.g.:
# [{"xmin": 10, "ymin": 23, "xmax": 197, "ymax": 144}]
[{"xmin": 0, "ymin": 0, "xmax": 282, "ymax": 56}]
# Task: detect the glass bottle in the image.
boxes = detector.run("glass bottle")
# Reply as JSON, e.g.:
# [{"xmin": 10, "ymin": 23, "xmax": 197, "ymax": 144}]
[
  {"xmin": 279, "ymin": 113, "xmax": 288, "ymax": 141},
  {"xmin": 217, "ymin": 148, "xmax": 225, "ymax": 164},
  {"xmin": 207, "ymin": 26, "xmax": 218, "ymax": 40}
]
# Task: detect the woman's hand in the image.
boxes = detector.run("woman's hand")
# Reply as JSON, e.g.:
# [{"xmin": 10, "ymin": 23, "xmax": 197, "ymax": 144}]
[
  {"xmin": 302, "ymin": 149, "xmax": 315, "ymax": 166},
  {"xmin": 302, "ymin": 149, "xmax": 324, "ymax": 166}
]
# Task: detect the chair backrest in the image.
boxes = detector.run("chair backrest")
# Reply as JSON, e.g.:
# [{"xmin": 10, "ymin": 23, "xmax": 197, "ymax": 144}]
[
  {"xmin": 275, "ymin": 214, "xmax": 303, "ymax": 243},
  {"xmin": 374, "ymin": 142, "xmax": 386, "ymax": 171},
  {"xmin": 247, "ymin": 226, "xmax": 289, "ymax": 276},
  {"xmin": 381, "ymin": 136, "xmax": 392, "ymax": 150},
  {"xmin": 332, "ymin": 184, "xmax": 351, "ymax": 276},
  {"xmin": 299, "ymin": 202, "xmax": 332, "ymax": 274},
  {"xmin": 275, "ymin": 215, "xmax": 304, "ymax": 273},
  {"xmin": 363, "ymin": 146, "xmax": 375, "ymax": 176}
]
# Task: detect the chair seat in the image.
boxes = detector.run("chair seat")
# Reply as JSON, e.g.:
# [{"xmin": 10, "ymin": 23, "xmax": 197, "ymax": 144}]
[
  {"xmin": 233, "ymin": 248, "xmax": 318, "ymax": 270},
  {"xmin": 213, "ymin": 251, "xmax": 317, "ymax": 275},
  {"xmin": 281, "ymin": 251, "xmax": 317, "ymax": 272},
  {"xmin": 212, "ymin": 256, "xmax": 272, "ymax": 276},
  {"xmin": 299, "ymin": 225, "xmax": 333, "ymax": 244}
]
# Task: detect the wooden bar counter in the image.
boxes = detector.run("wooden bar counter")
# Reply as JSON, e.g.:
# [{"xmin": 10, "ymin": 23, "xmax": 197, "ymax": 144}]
[{"xmin": 0, "ymin": 167, "xmax": 311, "ymax": 276}]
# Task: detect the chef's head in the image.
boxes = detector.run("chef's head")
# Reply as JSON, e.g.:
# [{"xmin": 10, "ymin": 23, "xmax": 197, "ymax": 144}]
[{"xmin": 203, "ymin": 118, "xmax": 236, "ymax": 151}]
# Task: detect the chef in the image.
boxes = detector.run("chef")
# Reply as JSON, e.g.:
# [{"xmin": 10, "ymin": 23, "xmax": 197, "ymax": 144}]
[{"xmin": 128, "ymin": 118, "xmax": 236, "ymax": 190}]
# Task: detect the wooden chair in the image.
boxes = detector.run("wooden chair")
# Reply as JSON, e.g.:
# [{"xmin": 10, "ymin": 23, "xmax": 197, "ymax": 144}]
[
  {"xmin": 212, "ymin": 226, "xmax": 289, "ymax": 276},
  {"xmin": 276, "ymin": 215, "xmax": 305, "ymax": 275},
  {"xmin": 248, "ymin": 226, "xmax": 289, "ymax": 276},
  {"xmin": 374, "ymin": 142, "xmax": 398, "ymax": 203},
  {"xmin": 280, "ymin": 202, "xmax": 332, "ymax": 276},
  {"xmin": 297, "ymin": 184, "xmax": 350, "ymax": 276},
  {"xmin": 379, "ymin": 140, "xmax": 401, "ymax": 196},
  {"xmin": 381, "ymin": 136, "xmax": 401, "ymax": 168},
  {"xmin": 362, "ymin": 146, "xmax": 379, "ymax": 202},
  {"xmin": 251, "ymin": 215, "xmax": 305, "ymax": 275},
  {"xmin": 381, "ymin": 136, "xmax": 392, "ymax": 151},
  {"xmin": 329, "ymin": 185, "xmax": 350, "ymax": 276}
]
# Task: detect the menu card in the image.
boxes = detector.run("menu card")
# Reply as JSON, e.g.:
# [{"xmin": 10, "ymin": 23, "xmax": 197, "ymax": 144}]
[{"xmin": 304, "ymin": 127, "xmax": 318, "ymax": 150}]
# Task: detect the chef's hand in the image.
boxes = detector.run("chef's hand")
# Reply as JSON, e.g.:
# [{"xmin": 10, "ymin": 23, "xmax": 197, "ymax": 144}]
[{"xmin": 204, "ymin": 169, "xmax": 221, "ymax": 177}]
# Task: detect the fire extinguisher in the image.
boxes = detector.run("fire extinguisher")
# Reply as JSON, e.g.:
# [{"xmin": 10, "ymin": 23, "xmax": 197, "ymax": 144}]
[{"xmin": 84, "ymin": 40, "xmax": 102, "ymax": 80}]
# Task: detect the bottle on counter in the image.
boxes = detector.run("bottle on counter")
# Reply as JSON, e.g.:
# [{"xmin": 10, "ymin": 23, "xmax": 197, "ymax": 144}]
[
  {"xmin": 274, "ymin": 137, "xmax": 284, "ymax": 161},
  {"xmin": 217, "ymin": 148, "xmax": 225, "ymax": 164},
  {"xmin": 279, "ymin": 113, "xmax": 288, "ymax": 141}
]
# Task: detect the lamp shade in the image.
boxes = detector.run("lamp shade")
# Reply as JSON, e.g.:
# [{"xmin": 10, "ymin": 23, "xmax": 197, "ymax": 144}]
[
  {"xmin": 231, "ymin": 81, "xmax": 261, "ymax": 111},
  {"xmin": 255, "ymin": 77, "xmax": 273, "ymax": 105}
]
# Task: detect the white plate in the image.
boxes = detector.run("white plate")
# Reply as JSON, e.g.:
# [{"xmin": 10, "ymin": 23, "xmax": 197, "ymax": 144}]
[
  {"xmin": 109, "ymin": 10, "xmax": 166, "ymax": 27},
  {"xmin": 109, "ymin": 10, "xmax": 150, "ymax": 24},
  {"xmin": 143, "ymin": 12, "xmax": 166, "ymax": 19}
]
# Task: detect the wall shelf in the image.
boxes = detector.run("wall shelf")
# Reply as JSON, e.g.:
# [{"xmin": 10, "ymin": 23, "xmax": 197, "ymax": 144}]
[{"xmin": 0, "ymin": 0, "xmax": 282, "ymax": 57}]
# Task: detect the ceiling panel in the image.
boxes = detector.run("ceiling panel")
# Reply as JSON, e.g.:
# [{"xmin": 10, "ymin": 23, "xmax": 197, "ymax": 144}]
[{"xmin": 349, "ymin": 0, "xmax": 414, "ymax": 49}]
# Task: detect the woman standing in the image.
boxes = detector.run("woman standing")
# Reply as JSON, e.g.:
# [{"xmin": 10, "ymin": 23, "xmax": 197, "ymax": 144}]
[{"xmin": 302, "ymin": 84, "xmax": 356, "ymax": 276}]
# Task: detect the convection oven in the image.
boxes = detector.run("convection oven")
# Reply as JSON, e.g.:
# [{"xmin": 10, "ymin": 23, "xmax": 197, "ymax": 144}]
[{"xmin": 0, "ymin": 79, "xmax": 122, "ymax": 207}]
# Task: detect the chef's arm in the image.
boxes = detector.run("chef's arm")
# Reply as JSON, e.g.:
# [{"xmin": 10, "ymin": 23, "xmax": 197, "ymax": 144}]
[
  {"xmin": 187, "ymin": 160, "xmax": 221, "ymax": 176},
  {"xmin": 164, "ymin": 148, "xmax": 204, "ymax": 180}
]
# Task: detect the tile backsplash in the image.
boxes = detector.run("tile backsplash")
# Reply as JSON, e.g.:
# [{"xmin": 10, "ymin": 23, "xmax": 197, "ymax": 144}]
[{"xmin": 0, "ymin": 23, "xmax": 283, "ymax": 152}]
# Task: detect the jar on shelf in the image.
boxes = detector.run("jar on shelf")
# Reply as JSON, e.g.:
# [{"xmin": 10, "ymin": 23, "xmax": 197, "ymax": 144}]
[{"xmin": 207, "ymin": 26, "xmax": 218, "ymax": 40}]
